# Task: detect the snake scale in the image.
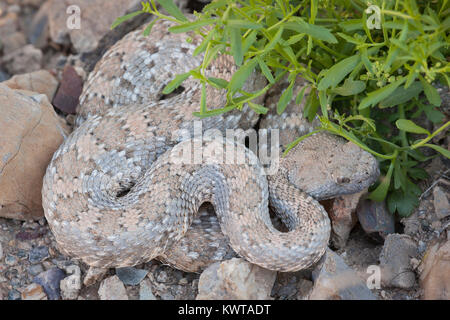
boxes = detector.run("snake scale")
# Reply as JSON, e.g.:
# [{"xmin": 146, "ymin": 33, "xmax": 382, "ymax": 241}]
[{"xmin": 42, "ymin": 19, "xmax": 379, "ymax": 272}]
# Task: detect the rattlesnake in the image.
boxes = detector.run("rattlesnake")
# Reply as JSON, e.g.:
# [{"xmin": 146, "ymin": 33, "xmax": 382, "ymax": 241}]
[{"xmin": 42, "ymin": 19, "xmax": 379, "ymax": 272}]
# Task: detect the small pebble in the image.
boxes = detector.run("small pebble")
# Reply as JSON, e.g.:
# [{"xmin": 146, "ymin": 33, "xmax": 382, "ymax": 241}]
[
  {"xmin": 29, "ymin": 246, "xmax": 49, "ymax": 264},
  {"xmin": 28, "ymin": 264, "xmax": 44, "ymax": 276},
  {"xmin": 116, "ymin": 267, "xmax": 148, "ymax": 286},
  {"xmin": 5, "ymin": 254, "xmax": 18, "ymax": 266},
  {"xmin": 8, "ymin": 289, "xmax": 21, "ymax": 300},
  {"xmin": 139, "ymin": 279, "xmax": 156, "ymax": 300}
]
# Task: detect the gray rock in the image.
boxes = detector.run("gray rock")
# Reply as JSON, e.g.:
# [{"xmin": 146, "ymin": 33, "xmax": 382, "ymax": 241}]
[
  {"xmin": 433, "ymin": 186, "xmax": 449, "ymax": 220},
  {"xmin": 116, "ymin": 267, "xmax": 148, "ymax": 286},
  {"xmin": 5, "ymin": 254, "xmax": 18, "ymax": 266},
  {"xmin": 2, "ymin": 44, "xmax": 43, "ymax": 75},
  {"xmin": 196, "ymin": 258, "xmax": 277, "ymax": 300},
  {"xmin": 357, "ymin": 199, "xmax": 395, "ymax": 241},
  {"xmin": 309, "ymin": 249, "xmax": 377, "ymax": 300},
  {"xmin": 21, "ymin": 283, "xmax": 47, "ymax": 300},
  {"xmin": 380, "ymin": 234, "xmax": 417, "ymax": 289},
  {"xmin": 33, "ymin": 267, "xmax": 66, "ymax": 300},
  {"xmin": 139, "ymin": 279, "xmax": 156, "ymax": 300},
  {"xmin": 60, "ymin": 265, "xmax": 81, "ymax": 300},
  {"xmin": 29, "ymin": 246, "xmax": 49, "ymax": 264},
  {"xmin": 0, "ymin": 242, "xmax": 3, "ymax": 260},
  {"xmin": 28, "ymin": 264, "xmax": 44, "ymax": 276},
  {"xmin": 98, "ymin": 275, "xmax": 128, "ymax": 300},
  {"xmin": 8, "ymin": 289, "xmax": 21, "ymax": 300}
]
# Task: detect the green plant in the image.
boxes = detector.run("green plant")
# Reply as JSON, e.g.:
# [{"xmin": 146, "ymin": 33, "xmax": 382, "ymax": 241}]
[{"xmin": 112, "ymin": 0, "xmax": 450, "ymax": 217}]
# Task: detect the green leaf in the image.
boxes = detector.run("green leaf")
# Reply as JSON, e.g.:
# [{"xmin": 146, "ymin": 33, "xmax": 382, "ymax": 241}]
[
  {"xmin": 304, "ymin": 88, "xmax": 320, "ymax": 122},
  {"xmin": 207, "ymin": 77, "xmax": 229, "ymax": 89},
  {"xmin": 193, "ymin": 105, "xmax": 236, "ymax": 118},
  {"xmin": 162, "ymin": 72, "xmax": 190, "ymax": 94},
  {"xmin": 423, "ymin": 144, "xmax": 450, "ymax": 158},
  {"xmin": 262, "ymin": 26, "xmax": 284, "ymax": 54},
  {"xmin": 257, "ymin": 57, "xmax": 275, "ymax": 84},
  {"xmin": 396, "ymin": 119, "xmax": 430, "ymax": 135},
  {"xmin": 420, "ymin": 77, "xmax": 442, "ymax": 106},
  {"xmin": 111, "ymin": 11, "xmax": 143, "ymax": 30},
  {"xmin": 168, "ymin": 18, "xmax": 216, "ymax": 33},
  {"xmin": 277, "ymin": 80, "xmax": 294, "ymax": 115},
  {"xmin": 369, "ymin": 161, "xmax": 394, "ymax": 202},
  {"xmin": 408, "ymin": 167, "xmax": 429, "ymax": 180},
  {"xmin": 423, "ymin": 106, "xmax": 445, "ymax": 124},
  {"xmin": 284, "ymin": 19, "xmax": 337, "ymax": 43},
  {"xmin": 226, "ymin": 19, "xmax": 263, "ymax": 29},
  {"xmin": 295, "ymin": 86, "xmax": 308, "ymax": 105},
  {"xmin": 230, "ymin": 27, "xmax": 243, "ymax": 66},
  {"xmin": 332, "ymin": 79, "xmax": 366, "ymax": 96},
  {"xmin": 155, "ymin": 0, "xmax": 188, "ymax": 22},
  {"xmin": 248, "ymin": 102, "xmax": 269, "ymax": 114},
  {"xmin": 200, "ymin": 81, "xmax": 207, "ymax": 114},
  {"xmin": 379, "ymin": 81, "xmax": 423, "ymax": 108},
  {"xmin": 318, "ymin": 54, "xmax": 360, "ymax": 90},
  {"xmin": 394, "ymin": 160, "xmax": 407, "ymax": 191},
  {"xmin": 227, "ymin": 58, "xmax": 258, "ymax": 93},
  {"xmin": 359, "ymin": 78, "xmax": 405, "ymax": 110},
  {"xmin": 142, "ymin": 19, "xmax": 157, "ymax": 36},
  {"xmin": 387, "ymin": 189, "xmax": 419, "ymax": 217}
]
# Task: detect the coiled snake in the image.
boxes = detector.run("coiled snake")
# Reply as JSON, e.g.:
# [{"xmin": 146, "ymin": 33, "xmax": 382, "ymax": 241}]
[{"xmin": 42, "ymin": 19, "xmax": 379, "ymax": 272}]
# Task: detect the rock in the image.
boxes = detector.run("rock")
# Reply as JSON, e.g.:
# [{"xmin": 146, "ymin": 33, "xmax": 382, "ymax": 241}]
[
  {"xmin": 60, "ymin": 265, "xmax": 81, "ymax": 300},
  {"xmin": 0, "ymin": 69, "xmax": 10, "ymax": 82},
  {"xmin": 139, "ymin": 279, "xmax": 156, "ymax": 300},
  {"xmin": 33, "ymin": 267, "xmax": 66, "ymax": 300},
  {"xmin": 83, "ymin": 266, "xmax": 108, "ymax": 286},
  {"xmin": 379, "ymin": 234, "xmax": 417, "ymax": 289},
  {"xmin": 52, "ymin": 65, "xmax": 83, "ymax": 114},
  {"xmin": 196, "ymin": 258, "xmax": 277, "ymax": 300},
  {"xmin": 325, "ymin": 190, "xmax": 365, "ymax": 248},
  {"xmin": 309, "ymin": 249, "xmax": 377, "ymax": 300},
  {"xmin": 433, "ymin": 186, "xmax": 449, "ymax": 220},
  {"xmin": 116, "ymin": 267, "xmax": 148, "ymax": 286},
  {"xmin": 3, "ymin": 70, "xmax": 59, "ymax": 102},
  {"xmin": 21, "ymin": 283, "xmax": 47, "ymax": 300},
  {"xmin": 29, "ymin": 246, "xmax": 49, "ymax": 264},
  {"xmin": 8, "ymin": 289, "xmax": 21, "ymax": 300},
  {"xmin": 2, "ymin": 45, "xmax": 43, "ymax": 75},
  {"xmin": 98, "ymin": 275, "xmax": 129, "ymax": 300},
  {"xmin": 5, "ymin": 254, "xmax": 18, "ymax": 266},
  {"xmin": 28, "ymin": 264, "xmax": 44, "ymax": 276},
  {"xmin": 40, "ymin": 0, "xmax": 140, "ymax": 53},
  {"xmin": 0, "ymin": 85, "xmax": 70, "ymax": 220},
  {"xmin": 1, "ymin": 31, "xmax": 27, "ymax": 55},
  {"xmin": 27, "ymin": 2, "xmax": 50, "ymax": 49},
  {"xmin": 357, "ymin": 199, "xmax": 395, "ymax": 241},
  {"xmin": 0, "ymin": 242, "xmax": 3, "ymax": 260},
  {"xmin": 419, "ymin": 237, "xmax": 450, "ymax": 300},
  {"xmin": 0, "ymin": 12, "xmax": 19, "ymax": 35}
]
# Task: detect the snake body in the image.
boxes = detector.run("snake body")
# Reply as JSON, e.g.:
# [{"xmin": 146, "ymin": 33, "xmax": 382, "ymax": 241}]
[{"xmin": 42, "ymin": 19, "xmax": 379, "ymax": 272}]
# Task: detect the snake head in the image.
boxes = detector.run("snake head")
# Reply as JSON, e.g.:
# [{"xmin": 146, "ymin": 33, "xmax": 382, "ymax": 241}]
[{"xmin": 285, "ymin": 132, "xmax": 380, "ymax": 200}]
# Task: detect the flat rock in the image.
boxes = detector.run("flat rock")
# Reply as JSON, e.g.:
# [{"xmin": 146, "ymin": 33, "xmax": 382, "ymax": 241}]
[
  {"xmin": 33, "ymin": 267, "xmax": 66, "ymax": 300},
  {"xmin": 21, "ymin": 283, "xmax": 47, "ymax": 300},
  {"xmin": 139, "ymin": 279, "xmax": 156, "ymax": 300},
  {"xmin": 2, "ymin": 44, "xmax": 43, "ymax": 75},
  {"xmin": 309, "ymin": 248, "xmax": 377, "ymax": 300},
  {"xmin": 116, "ymin": 267, "xmax": 148, "ymax": 286},
  {"xmin": 357, "ymin": 199, "xmax": 395, "ymax": 241},
  {"xmin": 419, "ymin": 237, "xmax": 450, "ymax": 300},
  {"xmin": 325, "ymin": 190, "xmax": 365, "ymax": 248},
  {"xmin": 433, "ymin": 186, "xmax": 449, "ymax": 220},
  {"xmin": 379, "ymin": 234, "xmax": 417, "ymax": 289},
  {"xmin": 3, "ymin": 70, "xmax": 59, "ymax": 102},
  {"xmin": 98, "ymin": 275, "xmax": 129, "ymax": 300},
  {"xmin": 196, "ymin": 258, "xmax": 277, "ymax": 300},
  {"xmin": 29, "ymin": 246, "xmax": 49, "ymax": 264},
  {"xmin": 0, "ymin": 85, "xmax": 70, "ymax": 220},
  {"xmin": 52, "ymin": 65, "xmax": 83, "ymax": 114}
]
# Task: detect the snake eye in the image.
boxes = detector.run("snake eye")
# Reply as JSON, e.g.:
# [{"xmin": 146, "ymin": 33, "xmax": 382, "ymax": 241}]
[{"xmin": 337, "ymin": 177, "xmax": 351, "ymax": 184}]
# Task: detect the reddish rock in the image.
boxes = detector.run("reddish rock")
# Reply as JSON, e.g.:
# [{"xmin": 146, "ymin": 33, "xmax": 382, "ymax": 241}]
[{"xmin": 52, "ymin": 65, "xmax": 83, "ymax": 114}]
